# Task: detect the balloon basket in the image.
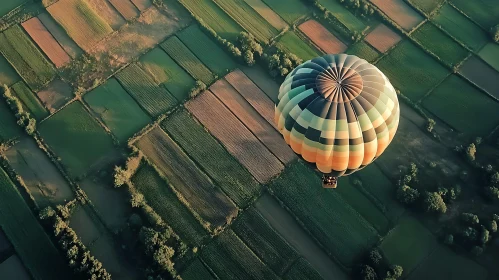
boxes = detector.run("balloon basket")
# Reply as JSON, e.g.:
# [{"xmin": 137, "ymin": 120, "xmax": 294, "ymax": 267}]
[{"xmin": 322, "ymin": 175, "xmax": 337, "ymax": 189}]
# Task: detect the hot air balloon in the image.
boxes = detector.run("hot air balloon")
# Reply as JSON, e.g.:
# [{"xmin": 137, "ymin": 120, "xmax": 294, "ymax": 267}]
[{"xmin": 275, "ymin": 54, "xmax": 399, "ymax": 188}]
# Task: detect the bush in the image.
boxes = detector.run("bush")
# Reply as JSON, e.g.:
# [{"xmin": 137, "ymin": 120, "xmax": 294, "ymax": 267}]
[
  {"xmin": 466, "ymin": 143, "xmax": 476, "ymax": 162},
  {"xmin": 479, "ymin": 226, "xmax": 490, "ymax": 245},
  {"xmin": 426, "ymin": 118, "xmax": 436, "ymax": 133},
  {"xmin": 484, "ymin": 186, "xmax": 499, "ymax": 201},
  {"xmin": 139, "ymin": 227, "xmax": 176, "ymax": 274},
  {"xmin": 396, "ymin": 185, "xmax": 420, "ymax": 205},
  {"xmin": 359, "ymin": 264, "xmax": 378, "ymax": 280},
  {"xmin": 461, "ymin": 227, "xmax": 478, "ymax": 242},
  {"xmin": 461, "ymin": 213, "xmax": 480, "ymax": 225},
  {"xmin": 444, "ymin": 234, "xmax": 454, "ymax": 245},
  {"xmin": 367, "ymin": 249, "xmax": 382, "ymax": 266},
  {"xmin": 489, "ymin": 220, "xmax": 497, "ymax": 233},
  {"xmin": 490, "ymin": 24, "xmax": 499, "ymax": 43},
  {"xmin": 493, "ymin": 214, "xmax": 499, "ymax": 221},
  {"xmin": 189, "ymin": 81, "xmax": 207, "ymax": 98},
  {"xmin": 422, "ymin": 192, "xmax": 447, "ymax": 214},
  {"xmin": 389, "ymin": 265, "xmax": 403, "ymax": 279},
  {"xmin": 263, "ymin": 48, "xmax": 302, "ymax": 79},
  {"xmin": 238, "ymin": 32, "xmax": 262, "ymax": 66}
]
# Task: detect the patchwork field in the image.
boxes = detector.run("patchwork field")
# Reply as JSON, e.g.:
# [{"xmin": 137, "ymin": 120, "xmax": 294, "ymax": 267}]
[
  {"xmin": 86, "ymin": 0, "xmax": 126, "ymax": 30},
  {"xmin": 242, "ymin": 0, "xmax": 287, "ymax": 30},
  {"xmin": 277, "ymin": 31, "xmax": 321, "ymax": 61},
  {"xmin": 459, "ymin": 55, "xmax": 499, "ymax": 99},
  {"xmin": 407, "ymin": 0, "xmax": 445, "ymax": 15},
  {"xmin": 108, "ymin": 0, "xmax": 140, "ymax": 21},
  {"xmin": 35, "ymin": 78, "xmax": 73, "ymax": 113},
  {"xmin": 346, "ymin": 41, "xmax": 380, "ymax": 62},
  {"xmin": 364, "ymin": 23, "xmax": 401, "ymax": 53},
  {"xmin": 0, "ymin": 99, "xmax": 21, "ymax": 142},
  {"xmin": 181, "ymin": 258, "xmax": 215, "ymax": 280},
  {"xmin": 370, "ymin": 0, "xmax": 424, "ymax": 31},
  {"xmin": 38, "ymin": 101, "xmax": 116, "ymax": 178},
  {"xmin": 11, "ymin": 81, "xmax": 48, "ymax": 121},
  {"xmin": 299, "ymin": 20, "xmax": 347, "ymax": 54},
  {"xmin": 318, "ymin": 0, "xmax": 368, "ymax": 33},
  {"xmin": 450, "ymin": 0, "xmax": 499, "ymax": 29},
  {"xmin": 240, "ymin": 65, "xmax": 280, "ymax": 102},
  {"xmin": 261, "ymin": 0, "xmax": 307, "ymax": 24},
  {"xmin": 478, "ymin": 43, "xmax": 499, "ymax": 72},
  {"xmin": 37, "ymin": 12, "xmax": 83, "ymax": 59},
  {"xmin": 0, "ymin": 54, "xmax": 19, "ymax": 86}
]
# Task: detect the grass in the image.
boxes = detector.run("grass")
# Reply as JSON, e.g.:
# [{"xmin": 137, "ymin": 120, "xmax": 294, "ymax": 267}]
[
  {"xmin": 422, "ymin": 74, "xmax": 499, "ymax": 136},
  {"xmin": 0, "ymin": 54, "xmax": 20, "ymax": 86},
  {"xmin": 478, "ymin": 42, "xmax": 499, "ymax": 72},
  {"xmin": 232, "ymin": 208, "xmax": 299, "ymax": 275},
  {"xmin": 213, "ymin": 0, "xmax": 278, "ymax": 43},
  {"xmin": 407, "ymin": 0, "xmax": 444, "ymax": 15},
  {"xmin": 11, "ymin": 82, "xmax": 48, "ymax": 121},
  {"xmin": 38, "ymin": 101, "xmax": 115, "ymax": 177},
  {"xmin": 178, "ymin": 0, "xmax": 243, "ymax": 42},
  {"xmin": 178, "ymin": 25, "xmax": 237, "ymax": 76},
  {"xmin": 131, "ymin": 163, "xmax": 208, "ymax": 245},
  {"xmin": 161, "ymin": 36, "xmax": 215, "ymax": 85},
  {"xmin": 83, "ymin": 78, "xmax": 151, "ymax": 143},
  {"xmin": 318, "ymin": 0, "xmax": 367, "ymax": 32},
  {"xmin": 432, "ymin": 4, "xmax": 488, "ymax": 52},
  {"xmin": 346, "ymin": 41, "xmax": 379, "ymax": 62},
  {"xmin": 261, "ymin": 0, "xmax": 307, "ymax": 24},
  {"xmin": 0, "ymin": 167, "xmax": 71, "ymax": 280},
  {"xmin": 201, "ymin": 229, "xmax": 279, "ymax": 280},
  {"xmin": 284, "ymin": 258, "xmax": 323, "ymax": 280},
  {"xmin": 0, "ymin": 0, "xmax": 26, "ymax": 17},
  {"xmin": 375, "ymin": 40, "xmax": 449, "ymax": 101},
  {"xmin": 380, "ymin": 215, "xmax": 437, "ymax": 276},
  {"xmin": 161, "ymin": 109, "xmax": 261, "ymax": 207},
  {"xmin": 411, "ymin": 22, "xmax": 469, "ymax": 67},
  {"xmin": 0, "ymin": 99, "xmax": 22, "ymax": 142},
  {"xmin": 269, "ymin": 161, "xmax": 379, "ymax": 266},
  {"xmin": 115, "ymin": 63, "xmax": 178, "ymax": 117},
  {"xmin": 181, "ymin": 258, "xmax": 216, "ymax": 280},
  {"xmin": 450, "ymin": 0, "xmax": 499, "ymax": 29},
  {"xmin": 277, "ymin": 31, "xmax": 321, "ymax": 61},
  {"xmin": 139, "ymin": 47, "xmax": 195, "ymax": 102}
]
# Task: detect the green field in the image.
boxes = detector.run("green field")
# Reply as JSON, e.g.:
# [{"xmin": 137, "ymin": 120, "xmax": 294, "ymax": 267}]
[
  {"xmin": 432, "ymin": 4, "xmax": 488, "ymax": 52},
  {"xmin": 284, "ymin": 258, "xmax": 324, "ymax": 280},
  {"xmin": 178, "ymin": 25, "xmax": 237, "ymax": 76},
  {"xmin": 478, "ymin": 43, "xmax": 499, "ymax": 72},
  {"xmin": 422, "ymin": 74, "xmax": 499, "ymax": 136},
  {"xmin": 115, "ymin": 63, "xmax": 177, "ymax": 117},
  {"xmin": 0, "ymin": 54, "xmax": 20, "ymax": 86},
  {"xmin": 319, "ymin": 0, "xmax": 367, "ymax": 33},
  {"xmin": 376, "ymin": 40, "xmax": 449, "ymax": 101},
  {"xmin": 411, "ymin": 22, "xmax": 469, "ymax": 66},
  {"xmin": 269, "ymin": 161, "xmax": 379, "ymax": 266},
  {"xmin": 201, "ymin": 230, "xmax": 279, "ymax": 280},
  {"xmin": 261, "ymin": 0, "xmax": 307, "ymax": 24},
  {"xmin": 450, "ymin": 0, "xmax": 499, "ymax": 29},
  {"xmin": 277, "ymin": 31, "xmax": 321, "ymax": 61},
  {"xmin": 346, "ymin": 41, "xmax": 380, "ymax": 63},
  {"xmin": 83, "ymin": 78, "xmax": 151, "ymax": 143},
  {"xmin": 213, "ymin": 0, "xmax": 278, "ymax": 43},
  {"xmin": 380, "ymin": 215, "xmax": 437, "ymax": 276},
  {"xmin": 232, "ymin": 208, "xmax": 298, "ymax": 275},
  {"xmin": 131, "ymin": 163, "xmax": 208, "ymax": 245},
  {"xmin": 0, "ymin": 0, "xmax": 26, "ymax": 17},
  {"xmin": 407, "ymin": 0, "xmax": 445, "ymax": 15},
  {"xmin": 181, "ymin": 258, "xmax": 216, "ymax": 280},
  {"xmin": 139, "ymin": 47, "xmax": 195, "ymax": 102},
  {"xmin": 178, "ymin": 0, "xmax": 243, "ymax": 42},
  {"xmin": 38, "ymin": 102, "xmax": 115, "ymax": 177},
  {"xmin": 0, "ymin": 99, "xmax": 21, "ymax": 142},
  {"xmin": 11, "ymin": 82, "xmax": 48, "ymax": 121},
  {"xmin": 161, "ymin": 36, "xmax": 215, "ymax": 85},
  {"xmin": 0, "ymin": 167, "xmax": 70, "ymax": 280}
]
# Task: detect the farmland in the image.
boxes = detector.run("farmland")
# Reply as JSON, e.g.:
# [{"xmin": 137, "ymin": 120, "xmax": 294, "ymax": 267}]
[
  {"xmin": 261, "ymin": 0, "xmax": 307, "ymax": 24},
  {"xmin": 85, "ymin": 0, "xmax": 126, "ymax": 30},
  {"xmin": 346, "ymin": 41, "xmax": 380, "ymax": 62},
  {"xmin": 370, "ymin": 0, "xmax": 424, "ymax": 31},
  {"xmin": 0, "ymin": 55, "xmax": 19, "ymax": 86},
  {"xmin": 240, "ymin": 65, "xmax": 280, "ymax": 102},
  {"xmin": 277, "ymin": 31, "xmax": 321, "ymax": 61},
  {"xmin": 478, "ymin": 43, "xmax": 499, "ymax": 72},
  {"xmin": 37, "ymin": 12, "xmax": 83, "ymax": 59},
  {"xmin": 181, "ymin": 258, "xmax": 215, "ymax": 280},
  {"xmin": 35, "ymin": 78, "xmax": 73, "ymax": 113},
  {"xmin": 0, "ymin": 0, "xmax": 25, "ymax": 17},
  {"xmin": 0, "ymin": 99, "xmax": 21, "ymax": 142},
  {"xmin": 284, "ymin": 258, "xmax": 324, "ymax": 280},
  {"xmin": 407, "ymin": 0, "xmax": 445, "ymax": 15},
  {"xmin": 450, "ymin": 0, "xmax": 499, "ymax": 29},
  {"xmin": 459, "ymin": 56, "xmax": 499, "ymax": 99},
  {"xmin": 11, "ymin": 82, "xmax": 48, "ymax": 121},
  {"xmin": 364, "ymin": 23, "xmax": 401, "ymax": 53},
  {"xmin": 299, "ymin": 20, "xmax": 347, "ymax": 54},
  {"xmin": 318, "ymin": 0, "xmax": 368, "ymax": 33},
  {"xmin": 108, "ymin": 0, "xmax": 139, "ymax": 21},
  {"xmin": 242, "ymin": 0, "xmax": 287, "ymax": 30}
]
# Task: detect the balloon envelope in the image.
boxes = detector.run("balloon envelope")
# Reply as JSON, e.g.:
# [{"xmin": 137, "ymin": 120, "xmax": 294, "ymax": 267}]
[{"xmin": 275, "ymin": 54, "xmax": 399, "ymax": 177}]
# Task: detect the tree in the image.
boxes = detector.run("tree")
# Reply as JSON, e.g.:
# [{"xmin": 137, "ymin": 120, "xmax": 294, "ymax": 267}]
[
  {"xmin": 479, "ymin": 226, "xmax": 490, "ymax": 245},
  {"xmin": 389, "ymin": 265, "xmax": 403, "ymax": 278},
  {"xmin": 485, "ymin": 186, "xmax": 499, "ymax": 201},
  {"xmin": 130, "ymin": 192, "xmax": 145, "ymax": 208},
  {"xmin": 444, "ymin": 234, "xmax": 454, "ymax": 245},
  {"xmin": 368, "ymin": 249, "xmax": 382, "ymax": 266},
  {"xmin": 490, "ymin": 24, "xmax": 499, "ymax": 43},
  {"xmin": 426, "ymin": 118, "xmax": 436, "ymax": 132},
  {"xmin": 359, "ymin": 265, "xmax": 378, "ymax": 280},
  {"xmin": 243, "ymin": 50, "xmax": 255, "ymax": 66},
  {"xmin": 422, "ymin": 192, "xmax": 447, "ymax": 214},
  {"xmin": 489, "ymin": 220, "xmax": 497, "ymax": 233},
  {"xmin": 490, "ymin": 172, "xmax": 499, "ymax": 187},
  {"xmin": 462, "ymin": 227, "xmax": 478, "ymax": 242},
  {"xmin": 461, "ymin": 213, "xmax": 480, "ymax": 225},
  {"xmin": 466, "ymin": 143, "xmax": 476, "ymax": 162},
  {"xmin": 396, "ymin": 185, "xmax": 420, "ymax": 205},
  {"xmin": 471, "ymin": 246, "xmax": 483, "ymax": 256},
  {"xmin": 39, "ymin": 206, "xmax": 56, "ymax": 220},
  {"xmin": 114, "ymin": 166, "xmax": 129, "ymax": 187}
]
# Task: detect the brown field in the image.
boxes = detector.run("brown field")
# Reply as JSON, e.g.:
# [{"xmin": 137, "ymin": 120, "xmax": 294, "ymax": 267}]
[
  {"xmin": 211, "ymin": 79, "xmax": 296, "ymax": 164},
  {"xmin": 37, "ymin": 13, "xmax": 83, "ymax": 59},
  {"xmin": 364, "ymin": 23, "xmax": 402, "ymax": 53},
  {"xmin": 0, "ymin": 255, "xmax": 31, "ymax": 280},
  {"xmin": 36, "ymin": 78, "xmax": 73, "ymax": 113},
  {"xmin": 459, "ymin": 56, "xmax": 499, "ymax": 99},
  {"xmin": 298, "ymin": 20, "xmax": 347, "ymax": 54},
  {"xmin": 243, "ymin": 0, "xmax": 287, "ymax": 30},
  {"xmin": 108, "ymin": 0, "xmax": 140, "ymax": 20},
  {"xmin": 4, "ymin": 137, "xmax": 75, "ymax": 209},
  {"xmin": 369, "ymin": 0, "xmax": 424, "ymax": 31},
  {"xmin": 186, "ymin": 91, "xmax": 284, "ymax": 183},
  {"xmin": 22, "ymin": 17, "xmax": 71, "ymax": 68},
  {"xmin": 86, "ymin": 0, "xmax": 126, "ymax": 30},
  {"xmin": 131, "ymin": 0, "xmax": 152, "ymax": 11},
  {"xmin": 240, "ymin": 65, "xmax": 280, "ymax": 102},
  {"xmin": 136, "ymin": 127, "xmax": 237, "ymax": 229}
]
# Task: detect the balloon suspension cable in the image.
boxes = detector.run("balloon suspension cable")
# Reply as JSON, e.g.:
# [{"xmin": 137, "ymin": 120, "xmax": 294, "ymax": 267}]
[{"xmin": 322, "ymin": 175, "xmax": 337, "ymax": 189}]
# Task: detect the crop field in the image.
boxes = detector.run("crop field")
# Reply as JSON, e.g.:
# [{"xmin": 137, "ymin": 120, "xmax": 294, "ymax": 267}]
[
  {"xmin": 369, "ymin": 0, "xmax": 424, "ymax": 31},
  {"xmin": 37, "ymin": 13, "xmax": 83, "ymax": 59},
  {"xmin": 136, "ymin": 127, "xmax": 238, "ymax": 229},
  {"xmin": 432, "ymin": 4, "xmax": 488, "ymax": 52},
  {"xmin": 115, "ymin": 63, "xmax": 177, "ymax": 117},
  {"xmin": 284, "ymin": 258, "xmax": 323, "ymax": 280},
  {"xmin": 478, "ymin": 43, "xmax": 499, "ymax": 72},
  {"xmin": 376, "ymin": 40, "xmax": 449, "ymax": 101},
  {"xmin": 131, "ymin": 0, "xmax": 152, "ymax": 11},
  {"xmin": 213, "ymin": 0, "xmax": 278, "ymax": 43},
  {"xmin": 269, "ymin": 161, "xmax": 379, "ymax": 266},
  {"xmin": 178, "ymin": 25, "xmax": 237, "ymax": 76},
  {"xmin": 108, "ymin": 0, "xmax": 140, "ymax": 20},
  {"xmin": 411, "ymin": 22, "xmax": 469, "ymax": 66},
  {"xmin": 181, "ymin": 258, "xmax": 215, "ymax": 280},
  {"xmin": 85, "ymin": 0, "xmax": 126, "ymax": 30},
  {"xmin": 161, "ymin": 109, "xmax": 261, "ymax": 207},
  {"xmin": 178, "ymin": 0, "xmax": 243, "ymax": 42},
  {"xmin": 299, "ymin": 20, "xmax": 347, "ymax": 54},
  {"xmin": 240, "ymin": 65, "xmax": 280, "ymax": 102},
  {"xmin": 0, "ymin": 0, "xmax": 26, "ymax": 17},
  {"xmin": 346, "ymin": 41, "xmax": 380, "ymax": 62},
  {"xmin": 459, "ymin": 56, "xmax": 499, "ymax": 99},
  {"xmin": 242, "ymin": 0, "xmax": 287, "ymax": 30},
  {"xmin": 0, "ymin": 54, "xmax": 19, "ymax": 86},
  {"xmin": 0, "ymin": 167, "xmax": 70, "ymax": 280},
  {"xmin": 318, "ymin": 0, "xmax": 368, "ymax": 33},
  {"xmin": 407, "ymin": 0, "xmax": 445, "ymax": 15},
  {"xmin": 39, "ymin": 101, "xmax": 116, "ymax": 178},
  {"xmin": 132, "ymin": 163, "xmax": 208, "ymax": 245},
  {"xmin": 210, "ymin": 79, "xmax": 295, "ymax": 164},
  {"xmin": 364, "ymin": 23, "xmax": 401, "ymax": 53},
  {"xmin": 380, "ymin": 215, "xmax": 437, "ymax": 276},
  {"xmin": 232, "ymin": 208, "xmax": 298, "ymax": 275},
  {"xmin": 422, "ymin": 75, "xmax": 499, "ymax": 136},
  {"xmin": 47, "ymin": 0, "xmax": 113, "ymax": 51},
  {"xmin": 450, "ymin": 0, "xmax": 499, "ymax": 29},
  {"xmin": 201, "ymin": 229, "xmax": 279, "ymax": 280},
  {"xmin": 186, "ymin": 91, "xmax": 284, "ymax": 183},
  {"xmin": 21, "ymin": 17, "xmax": 71, "ymax": 68},
  {"xmin": 277, "ymin": 31, "xmax": 321, "ymax": 61},
  {"xmin": 0, "ymin": 99, "xmax": 21, "ymax": 142},
  {"xmin": 35, "ymin": 78, "xmax": 73, "ymax": 113},
  {"xmin": 0, "ymin": 255, "xmax": 31, "ymax": 280},
  {"xmin": 84, "ymin": 78, "xmax": 151, "ymax": 142},
  {"xmin": 261, "ymin": 0, "xmax": 307, "ymax": 24},
  {"xmin": 11, "ymin": 82, "xmax": 48, "ymax": 121},
  {"xmin": 0, "ymin": 34, "xmax": 38, "ymax": 90},
  {"xmin": 161, "ymin": 36, "xmax": 214, "ymax": 85}
]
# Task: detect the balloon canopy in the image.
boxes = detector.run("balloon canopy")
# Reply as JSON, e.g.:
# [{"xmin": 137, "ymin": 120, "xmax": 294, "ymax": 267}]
[{"xmin": 275, "ymin": 54, "xmax": 399, "ymax": 185}]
